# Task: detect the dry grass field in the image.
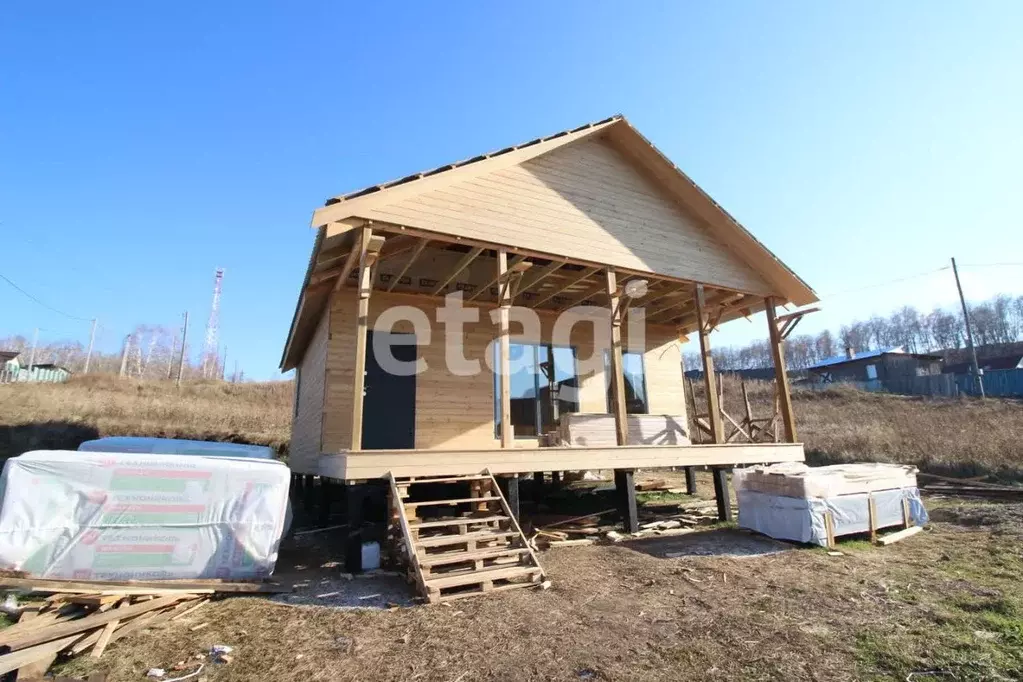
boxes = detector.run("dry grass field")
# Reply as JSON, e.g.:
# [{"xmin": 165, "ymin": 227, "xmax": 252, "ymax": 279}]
[{"xmin": 0, "ymin": 374, "xmax": 293, "ymax": 459}]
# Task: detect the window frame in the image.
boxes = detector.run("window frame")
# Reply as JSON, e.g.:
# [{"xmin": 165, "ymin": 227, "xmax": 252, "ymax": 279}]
[
  {"xmin": 604, "ymin": 350, "xmax": 650, "ymax": 415},
  {"xmin": 493, "ymin": 342, "xmax": 579, "ymax": 439}
]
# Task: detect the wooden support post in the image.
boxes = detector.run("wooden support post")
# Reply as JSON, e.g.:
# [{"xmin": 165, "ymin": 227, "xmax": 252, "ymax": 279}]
[
  {"xmin": 824, "ymin": 510, "xmax": 836, "ymax": 549},
  {"xmin": 685, "ymin": 467, "xmax": 697, "ymax": 495},
  {"xmin": 319, "ymin": 477, "xmax": 334, "ymax": 527},
  {"xmin": 696, "ymin": 286, "xmax": 732, "ymax": 522},
  {"xmin": 497, "ymin": 250, "xmax": 513, "ymax": 448},
  {"xmin": 712, "ymin": 467, "xmax": 733, "ymax": 522},
  {"xmin": 614, "ymin": 469, "xmax": 639, "ymax": 533},
  {"xmin": 550, "ymin": 470, "xmax": 562, "ymax": 490},
  {"xmin": 302, "ymin": 475, "xmax": 315, "ymax": 513},
  {"xmin": 765, "ymin": 296, "xmax": 797, "ymax": 443},
  {"xmin": 694, "ymin": 285, "xmax": 724, "ymax": 444},
  {"xmin": 344, "ymin": 483, "xmax": 364, "ymax": 573},
  {"xmin": 606, "ymin": 268, "xmax": 629, "ymax": 446},
  {"xmin": 499, "ymin": 476, "xmax": 520, "ymax": 521},
  {"xmin": 350, "ymin": 227, "xmax": 382, "ymax": 451},
  {"xmin": 867, "ymin": 495, "xmax": 878, "ymax": 544}
]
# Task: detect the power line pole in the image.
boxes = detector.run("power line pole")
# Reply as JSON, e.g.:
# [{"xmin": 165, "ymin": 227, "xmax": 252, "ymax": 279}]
[
  {"xmin": 28, "ymin": 328, "xmax": 38, "ymax": 371},
  {"xmin": 83, "ymin": 318, "xmax": 97, "ymax": 374},
  {"xmin": 951, "ymin": 257, "xmax": 984, "ymax": 398},
  {"xmin": 175, "ymin": 311, "xmax": 189, "ymax": 387}
]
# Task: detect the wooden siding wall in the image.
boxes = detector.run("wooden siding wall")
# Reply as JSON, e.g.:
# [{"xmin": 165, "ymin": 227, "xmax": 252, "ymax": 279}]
[
  {"xmin": 289, "ymin": 307, "xmax": 329, "ymax": 473},
  {"xmin": 321, "ymin": 290, "xmax": 687, "ymax": 454},
  {"xmin": 358, "ymin": 136, "xmax": 771, "ymax": 296}
]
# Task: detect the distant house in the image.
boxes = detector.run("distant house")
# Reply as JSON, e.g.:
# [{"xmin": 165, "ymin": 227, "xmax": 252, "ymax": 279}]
[
  {"xmin": 1, "ymin": 351, "xmax": 21, "ymax": 381},
  {"xmin": 0, "ymin": 351, "xmax": 72, "ymax": 384},
  {"xmin": 808, "ymin": 346, "xmax": 943, "ymax": 384},
  {"xmin": 944, "ymin": 353, "xmax": 1023, "ymax": 375}
]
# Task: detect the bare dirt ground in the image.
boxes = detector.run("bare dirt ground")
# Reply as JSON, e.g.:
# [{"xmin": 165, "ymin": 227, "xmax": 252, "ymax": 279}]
[{"xmin": 58, "ymin": 473, "xmax": 1023, "ymax": 682}]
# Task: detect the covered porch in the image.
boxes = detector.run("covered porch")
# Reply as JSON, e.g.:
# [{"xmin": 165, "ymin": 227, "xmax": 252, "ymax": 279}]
[{"xmin": 288, "ymin": 220, "xmax": 810, "ymax": 535}]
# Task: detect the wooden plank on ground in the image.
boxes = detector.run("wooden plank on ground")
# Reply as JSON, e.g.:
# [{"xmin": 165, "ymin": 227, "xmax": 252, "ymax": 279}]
[
  {"xmin": 170, "ymin": 598, "xmax": 209, "ymax": 621},
  {"xmin": 90, "ymin": 618, "xmax": 119, "ymax": 659},
  {"xmin": 67, "ymin": 599, "xmax": 196, "ymax": 656},
  {"xmin": 0, "ymin": 633, "xmax": 82, "ymax": 676},
  {"xmin": 877, "ymin": 525, "xmax": 923, "ymax": 546},
  {"xmin": 0, "ymin": 594, "xmax": 187, "ymax": 651}
]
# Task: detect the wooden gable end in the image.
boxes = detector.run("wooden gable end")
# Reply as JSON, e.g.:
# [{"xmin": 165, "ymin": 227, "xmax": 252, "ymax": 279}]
[{"xmin": 357, "ymin": 136, "xmax": 772, "ymax": 295}]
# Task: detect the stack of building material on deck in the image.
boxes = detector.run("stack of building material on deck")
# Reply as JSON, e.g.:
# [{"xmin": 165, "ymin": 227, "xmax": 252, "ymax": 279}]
[
  {"xmin": 0, "ymin": 577, "xmax": 289, "ymax": 678},
  {"xmin": 734, "ymin": 462, "xmax": 928, "ymax": 548},
  {"xmin": 555, "ymin": 413, "xmax": 690, "ymax": 447},
  {"xmin": 0, "ymin": 450, "xmax": 291, "ymax": 580}
]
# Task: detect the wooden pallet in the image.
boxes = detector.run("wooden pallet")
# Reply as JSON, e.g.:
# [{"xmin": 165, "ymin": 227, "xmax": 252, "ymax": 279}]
[{"xmin": 387, "ymin": 470, "xmax": 548, "ymax": 603}]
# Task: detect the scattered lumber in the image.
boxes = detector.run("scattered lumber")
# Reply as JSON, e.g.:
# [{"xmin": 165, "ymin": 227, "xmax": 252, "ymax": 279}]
[
  {"xmin": 538, "ymin": 508, "xmax": 617, "ymax": 530},
  {"xmin": 876, "ymin": 525, "xmax": 923, "ymax": 546},
  {"xmin": 0, "ymin": 577, "xmax": 291, "ymax": 679}
]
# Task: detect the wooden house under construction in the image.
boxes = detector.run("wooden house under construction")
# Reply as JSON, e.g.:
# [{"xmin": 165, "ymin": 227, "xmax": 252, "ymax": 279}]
[{"xmin": 281, "ymin": 115, "xmax": 818, "ymax": 590}]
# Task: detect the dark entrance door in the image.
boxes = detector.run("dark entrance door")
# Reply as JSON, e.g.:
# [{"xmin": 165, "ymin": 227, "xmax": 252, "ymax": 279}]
[{"xmin": 361, "ymin": 331, "xmax": 416, "ymax": 450}]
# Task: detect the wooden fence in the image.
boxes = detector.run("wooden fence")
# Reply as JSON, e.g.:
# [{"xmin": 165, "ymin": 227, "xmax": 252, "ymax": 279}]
[
  {"xmin": 955, "ymin": 369, "xmax": 1023, "ymax": 398},
  {"xmin": 0, "ymin": 366, "xmax": 71, "ymax": 384}
]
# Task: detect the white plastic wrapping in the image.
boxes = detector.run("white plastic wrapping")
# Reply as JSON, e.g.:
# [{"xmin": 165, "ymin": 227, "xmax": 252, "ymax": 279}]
[
  {"xmin": 0, "ymin": 450, "xmax": 290, "ymax": 580},
  {"xmin": 78, "ymin": 437, "xmax": 274, "ymax": 460}
]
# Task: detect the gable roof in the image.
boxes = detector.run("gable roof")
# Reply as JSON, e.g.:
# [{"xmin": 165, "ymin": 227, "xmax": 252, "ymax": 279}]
[
  {"xmin": 310, "ymin": 114, "xmax": 816, "ymax": 307},
  {"xmin": 282, "ymin": 115, "xmax": 820, "ymax": 370},
  {"xmin": 809, "ymin": 346, "xmax": 944, "ymax": 371}
]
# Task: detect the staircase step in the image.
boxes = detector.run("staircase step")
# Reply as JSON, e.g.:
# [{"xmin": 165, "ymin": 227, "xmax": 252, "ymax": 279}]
[
  {"xmin": 406, "ymin": 496, "xmax": 499, "ymax": 508},
  {"xmin": 410, "ymin": 514, "xmax": 507, "ymax": 530},
  {"xmin": 433, "ymin": 581, "xmax": 537, "ymax": 603},
  {"xmin": 402, "ymin": 475, "xmax": 491, "ymax": 485},
  {"xmin": 419, "ymin": 546, "xmax": 529, "ymax": 568},
  {"xmin": 424, "ymin": 564, "xmax": 542, "ymax": 590},
  {"xmin": 415, "ymin": 530, "xmax": 519, "ymax": 549}
]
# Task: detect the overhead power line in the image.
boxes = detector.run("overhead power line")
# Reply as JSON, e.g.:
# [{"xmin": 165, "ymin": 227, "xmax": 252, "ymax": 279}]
[
  {"xmin": 817, "ymin": 266, "xmax": 950, "ymax": 301},
  {"xmin": 957, "ymin": 261, "xmax": 1023, "ymax": 269},
  {"xmin": 0, "ymin": 271, "xmax": 93, "ymax": 322}
]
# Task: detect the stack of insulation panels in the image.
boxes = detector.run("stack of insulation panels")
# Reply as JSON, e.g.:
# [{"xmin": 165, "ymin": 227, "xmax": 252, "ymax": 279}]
[
  {"xmin": 734, "ymin": 462, "xmax": 928, "ymax": 547},
  {"xmin": 0, "ymin": 450, "xmax": 291, "ymax": 580}
]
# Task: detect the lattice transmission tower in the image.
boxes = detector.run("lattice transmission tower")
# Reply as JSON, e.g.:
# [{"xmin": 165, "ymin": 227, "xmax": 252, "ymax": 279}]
[{"xmin": 200, "ymin": 268, "xmax": 224, "ymax": 379}]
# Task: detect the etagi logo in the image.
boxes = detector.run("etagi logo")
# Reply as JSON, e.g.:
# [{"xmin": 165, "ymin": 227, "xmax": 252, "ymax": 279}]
[{"xmin": 368, "ymin": 285, "xmax": 650, "ymax": 404}]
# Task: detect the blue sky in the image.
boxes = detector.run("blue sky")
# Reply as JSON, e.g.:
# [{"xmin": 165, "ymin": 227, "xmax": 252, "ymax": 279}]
[{"xmin": 2, "ymin": 2, "xmax": 1021, "ymax": 379}]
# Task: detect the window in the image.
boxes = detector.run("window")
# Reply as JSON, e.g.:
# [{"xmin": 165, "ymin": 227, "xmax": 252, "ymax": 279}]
[
  {"xmin": 865, "ymin": 364, "xmax": 878, "ymax": 380},
  {"xmin": 605, "ymin": 351, "xmax": 649, "ymax": 414},
  {"xmin": 494, "ymin": 343, "xmax": 579, "ymax": 438}
]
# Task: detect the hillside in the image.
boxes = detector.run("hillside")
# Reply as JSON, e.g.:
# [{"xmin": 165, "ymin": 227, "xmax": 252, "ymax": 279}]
[
  {"xmin": 706, "ymin": 377, "xmax": 1023, "ymax": 480},
  {"xmin": 0, "ymin": 374, "xmax": 293, "ymax": 460},
  {"xmin": 2, "ymin": 374, "xmax": 1021, "ymax": 480}
]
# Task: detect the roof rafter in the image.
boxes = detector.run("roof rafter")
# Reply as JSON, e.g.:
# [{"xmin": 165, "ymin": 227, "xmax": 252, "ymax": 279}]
[
  {"xmin": 431, "ymin": 246, "xmax": 485, "ymax": 295},
  {"xmin": 530, "ymin": 267, "xmax": 601, "ymax": 309},
  {"xmin": 386, "ymin": 239, "xmax": 431, "ymax": 293}
]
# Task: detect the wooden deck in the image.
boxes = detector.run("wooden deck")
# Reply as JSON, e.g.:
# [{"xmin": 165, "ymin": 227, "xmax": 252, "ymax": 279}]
[{"xmin": 319, "ymin": 442, "xmax": 805, "ymax": 480}]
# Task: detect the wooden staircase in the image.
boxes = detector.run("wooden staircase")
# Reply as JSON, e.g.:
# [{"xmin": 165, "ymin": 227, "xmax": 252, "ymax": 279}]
[{"xmin": 387, "ymin": 471, "xmax": 548, "ymax": 603}]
